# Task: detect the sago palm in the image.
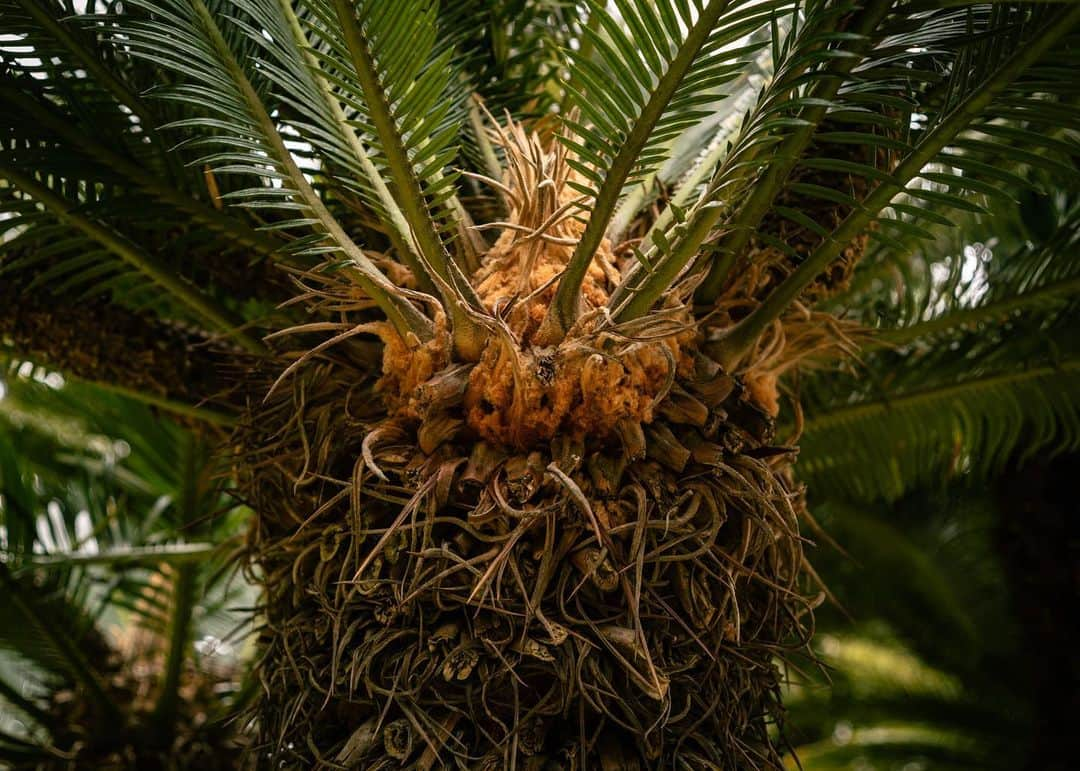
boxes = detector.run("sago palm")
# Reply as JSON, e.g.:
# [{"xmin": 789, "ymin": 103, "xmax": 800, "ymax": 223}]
[{"xmin": 2, "ymin": 0, "xmax": 1078, "ymax": 768}]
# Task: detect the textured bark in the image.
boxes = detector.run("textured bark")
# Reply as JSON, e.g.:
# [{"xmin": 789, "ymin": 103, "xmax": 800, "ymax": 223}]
[
  {"xmin": 243, "ymin": 352, "xmax": 807, "ymax": 769},
  {"xmin": 0, "ymin": 276, "xmax": 238, "ymax": 411}
]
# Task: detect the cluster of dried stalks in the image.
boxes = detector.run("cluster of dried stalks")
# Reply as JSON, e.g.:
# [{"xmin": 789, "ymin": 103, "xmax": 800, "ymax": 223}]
[
  {"xmin": 242, "ymin": 331, "xmax": 812, "ymax": 769},
  {"xmin": 231, "ymin": 123, "xmax": 884, "ymax": 769}
]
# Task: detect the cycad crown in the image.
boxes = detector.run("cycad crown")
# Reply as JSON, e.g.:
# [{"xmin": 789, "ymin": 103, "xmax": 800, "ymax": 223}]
[{"xmin": 2, "ymin": 0, "xmax": 1079, "ymax": 769}]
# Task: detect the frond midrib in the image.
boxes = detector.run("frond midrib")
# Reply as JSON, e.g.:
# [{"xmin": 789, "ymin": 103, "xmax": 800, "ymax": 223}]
[{"xmin": 802, "ymin": 357, "xmax": 1080, "ymax": 433}]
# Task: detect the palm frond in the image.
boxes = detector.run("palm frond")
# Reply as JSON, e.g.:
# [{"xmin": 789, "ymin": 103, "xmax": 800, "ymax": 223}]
[
  {"xmin": 610, "ymin": 0, "xmax": 893, "ymax": 319},
  {"xmin": 797, "ymin": 343, "xmax": 1080, "ymax": 502},
  {"xmin": 324, "ymin": 0, "xmax": 488, "ymax": 351},
  {"xmin": 794, "ymin": 179, "xmax": 1079, "ymax": 502},
  {"xmin": 613, "ymin": 2, "xmax": 1080, "ymax": 342},
  {"xmin": 718, "ymin": 4, "xmax": 1080, "ymax": 361},
  {"xmin": 858, "ymin": 196, "xmax": 1080, "ymax": 338},
  {"xmin": 0, "ymin": 365, "xmax": 249, "ymax": 752},
  {"xmin": 0, "ymin": 170, "xmax": 263, "ymax": 352},
  {"xmin": 0, "ymin": 73, "xmax": 283, "ymax": 261},
  {"xmin": 107, "ymin": 0, "xmax": 432, "ymax": 339},
  {"xmin": 227, "ymin": 0, "xmax": 440, "ymax": 294},
  {"xmin": 621, "ymin": 27, "xmax": 776, "ymax": 245},
  {"xmin": 0, "ymin": 0, "xmax": 286, "ymax": 290},
  {"xmin": 1, "ymin": 0, "xmax": 174, "ymax": 166},
  {"xmin": 544, "ymin": 0, "xmax": 776, "ymax": 338},
  {"xmin": 691, "ymin": 0, "xmax": 894, "ymax": 302},
  {"xmin": 0, "ymin": 564, "xmax": 121, "ymax": 723},
  {"xmin": 440, "ymin": 0, "xmax": 586, "ymax": 119}
]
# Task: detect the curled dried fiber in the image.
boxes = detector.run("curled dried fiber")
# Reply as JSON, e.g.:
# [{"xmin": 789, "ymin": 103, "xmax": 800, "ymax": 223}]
[{"xmin": 237, "ymin": 122, "xmax": 837, "ymax": 770}]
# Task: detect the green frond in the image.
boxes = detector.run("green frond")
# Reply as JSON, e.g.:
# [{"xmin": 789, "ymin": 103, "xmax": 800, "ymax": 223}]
[
  {"xmin": 0, "ymin": 169, "xmax": 265, "ymax": 352},
  {"xmin": 0, "ymin": 74, "xmax": 283, "ymax": 261},
  {"xmin": 0, "ymin": 365, "xmax": 250, "ymax": 747},
  {"xmin": 613, "ymin": 3, "xmax": 1079, "ymax": 331},
  {"xmin": 875, "ymin": 204, "xmax": 1080, "ymax": 345},
  {"xmin": 322, "ymin": 0, "xmax": 468, "ymax": 246},
  {"xmin": 624, "ymin": 31, "xmax": 775, "ymax": 246},
  {"xmin": 326, "ymin": 0, "xmax": 488, "ymax": 351},
  {"xmin": 796, "ymin": 351, "xmax": 1080, "ymax": 502},
  {"xmin": 107, "ymin": 0, "xmax": 433, "ymax": 339},
  {"xmin": 0, "ymin": 0, "xmax": 289, "ymax": 273},
  {"xmin": 611, "ymin": 0, "xmax": 893, "ymax": 318},
  {"xmin": 1, "ymin": 0, "xmax": 174, "ymax": 166},
  {"xmin": 692, "ymin": 0, "xmax": 893, "ymax": 303},
  {"xmin": 440, "ymin": 0, "xmax": 586, "ymax": 120},
  {"xmin": 545, "ymin": 0, "xmax": 774, "ymax": 338},
  {"xmin": 721, "ymin": 3, "xmax": 1080, "ymax": 364},
  {"xmin": 226, "ymin": 0, "xmax": 438, "ymax": 293},
  {"xmin": 796, "ymin": 189, "xmax": 1080, "ymax": 503},
  {"xmin": 24, "ymin": 543, "xmax": 219, "ymax": 569}
]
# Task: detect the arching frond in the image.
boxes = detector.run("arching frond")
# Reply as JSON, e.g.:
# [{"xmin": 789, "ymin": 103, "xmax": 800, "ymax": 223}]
[
  {"xmin": 798, "ymin": 356, "xmax": 1080, "ymax": 501},
  {"xmin": 322, "ymin": 0, "xmax": 489, "ymax": 350},
  {"xmin": 544, "ymin": 0, "xmax": 778, "ymax": 338},
  {"xmin": 0, "ymin": 1, "xmax": 284, "ymax": 259},
  {"xmin": 0, "ymin": 173, "xmax": 263, "ymax": 352},
  {"xmin": 844, "ymin": 194, "xmax": 1080, "ymax": 337},
  {"xmin": 719, "ymin": 4, "xmax": 1080, "ymax": 360},
  {"xmin": 614, "ymin": 2, "xmax": 1080, "ymax": 342},
  {"xmin": 610, "ymin": 0, "xmax": 894, "ymax": 319},
  {"xmin": 106, "ymin": 0, "xmax": 432, "ymax": 339},
  {"xmin": 794, "ymin": 178, "xmax": 1080, "ymax": 503}
]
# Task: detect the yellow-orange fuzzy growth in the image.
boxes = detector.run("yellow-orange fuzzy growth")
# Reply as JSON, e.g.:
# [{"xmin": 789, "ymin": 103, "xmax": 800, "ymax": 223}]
[
  {"xmin": 379, "ymin": 119, "xmax": 696, "ymax": 449},
  {"xmin": 470, "ymin": 120, "xmax": 619, "ymax": 344},
  {"xmin": 463, "ymin": 121, "xmax": 694, "ymax": 448},
  {"xmin": 463, "ymin": 328, "xmax": 694, "ymax": 449},
  {"xmin": 377, "ymin": 321, "xmax": 450, "ymax": 420}
]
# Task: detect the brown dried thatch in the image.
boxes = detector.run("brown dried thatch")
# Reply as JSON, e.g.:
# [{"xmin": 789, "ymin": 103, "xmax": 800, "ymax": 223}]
[
  {"xmin": 238, "ymin": 125, "xmax": 821, "ymax": 770},
  {"xmin": 0, "ymin": 274, "xmax": 236, "ymax": 411}
]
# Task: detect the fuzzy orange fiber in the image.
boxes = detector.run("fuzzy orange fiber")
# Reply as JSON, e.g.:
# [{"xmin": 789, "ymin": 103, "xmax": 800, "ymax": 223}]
[{"xmin": 378, "ymin": 120, "xmax": 697, "ymax": 450}]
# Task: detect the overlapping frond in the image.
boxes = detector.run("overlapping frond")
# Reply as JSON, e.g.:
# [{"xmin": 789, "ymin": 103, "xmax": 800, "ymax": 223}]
[
  {"xmin": 229, "ymin": 0, "xmax": 472, "ymax": 282},
  {"xmin": 0, "ymin": 175, "xmax": 264, "ymax": 352},
  {"xmin": 0, "ymin": 4, "xmax": 283, "ymax": 349},
  {"xmin": 544, "ymin": 0, "xmax": 780, "ymax": 336},
  {"xmin": 798, "ymin": 353, "xmax": 1080, "ymax": 501},
  {"xmin": 315, "ymin": 0, "xmax": 467, "ymax": 231},
  {"xmin": 715, "ymin": 3, "xmax": 1080, "ymax": 359},
  {"xmin": 0, "ymin": 364, "xmax": 248, "ymax": 757},
  {"xmin": 301, "ymin": 0, "xmax": 490, "ymax": 341},
  {"xmin": 223, "ymin": 0, "xmax": 424, "ymax": 287},
  {"xmin": 796, "ymin": 197, "xmax": 1080, "ymax": 501},
  {"xmin": 613, "ymin": 2, "xmax": 1080, "ymax": 341},
  {"xmin": 440, "ymin": 0, "xmax": 587, "ymax": 119},
  {"xmin": 609, "ymin": 0, "xmax": 892, "ymax": 319},
  {"xmin": 103, "ymin": 0, "xmax": 431, "ymax": 338},
  {"xmin": 0, "ymin": 0, "xmax": 284, "ymax": 262}
]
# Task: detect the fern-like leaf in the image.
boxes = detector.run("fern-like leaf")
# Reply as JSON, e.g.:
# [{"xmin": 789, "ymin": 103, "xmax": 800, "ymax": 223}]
[{"xmin": 544, "ymin": 0, "xmax": 774, "ymax": 338}]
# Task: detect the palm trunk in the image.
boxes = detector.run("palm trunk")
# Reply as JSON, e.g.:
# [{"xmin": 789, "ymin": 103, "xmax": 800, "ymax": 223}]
[
  {"xmin": 1, "ymin": 274, "xmax": 238, "ymax": 416},
  {"xmin": 234, "ymin": 118, "xmax": 824, "ymax": 771},
  {"xmin": 247, "ymin": 375, "xmax": 806, "ymax": 769}
]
